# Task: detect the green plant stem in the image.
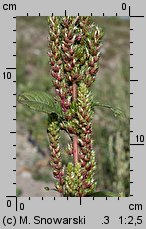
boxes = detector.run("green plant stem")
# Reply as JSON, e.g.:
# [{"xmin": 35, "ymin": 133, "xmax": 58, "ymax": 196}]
[{"xmin": 72, "ymin": 81, "xmax": 78, "ymax": 164}]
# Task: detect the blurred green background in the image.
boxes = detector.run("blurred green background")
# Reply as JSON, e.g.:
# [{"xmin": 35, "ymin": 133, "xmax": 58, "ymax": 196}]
[{"xmin": 16, "ymin": 16, "xmax": 129, "ymax": 197}]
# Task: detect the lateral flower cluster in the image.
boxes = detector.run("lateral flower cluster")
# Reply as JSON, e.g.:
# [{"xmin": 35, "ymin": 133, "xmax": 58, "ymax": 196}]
[
  {"xmin": 47, "ymin": 113, "xmax": 64, "ymax": 193},
  {"xmin": 48, "ymin": 16, "xmax": 103, "ymax": 196}
]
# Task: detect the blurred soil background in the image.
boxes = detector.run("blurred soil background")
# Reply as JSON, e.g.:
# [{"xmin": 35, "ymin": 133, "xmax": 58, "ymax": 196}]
[{"xmin": 16, "ymin": 16, "xmax": 129, "ymax": 197}]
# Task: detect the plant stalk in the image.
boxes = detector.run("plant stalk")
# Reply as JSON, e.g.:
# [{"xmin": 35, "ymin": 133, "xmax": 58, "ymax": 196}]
[{"xmin": 72, "ymin": 82, "xmax": 78, "ymax": 164}]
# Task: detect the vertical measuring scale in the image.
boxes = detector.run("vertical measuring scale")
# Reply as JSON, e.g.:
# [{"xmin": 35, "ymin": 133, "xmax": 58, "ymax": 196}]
[{"xmin": 0, "ymin": 0, "xmax": 145, "ymax": 228}]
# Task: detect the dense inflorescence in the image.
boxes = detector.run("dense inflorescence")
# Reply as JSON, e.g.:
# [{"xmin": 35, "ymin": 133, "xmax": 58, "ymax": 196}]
[
  {"xmin": 48, "ymin": 16, "xmax": 103, "ymax": 196},
  {"xmin": 47, "ymin": 113, "xmax": 65, "ymax": 193}
]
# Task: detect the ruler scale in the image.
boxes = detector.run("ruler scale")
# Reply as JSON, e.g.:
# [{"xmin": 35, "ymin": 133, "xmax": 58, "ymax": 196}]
[{"xmin": 0, "ymin": 0, "xmax": 146, "ymax": 228}]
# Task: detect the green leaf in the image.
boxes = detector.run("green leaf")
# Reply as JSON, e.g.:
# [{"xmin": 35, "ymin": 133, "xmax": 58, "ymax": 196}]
[
  {"xmin": 87, "ymin": 191, "xmax": 118, "ymax": 197},
  {"xmin": 17, "ymin": 91, "xmax": 63, "ymax": 116},
  {"xmin": 92, "ymin": 101, "xmax": 125, "ymax": 118}
]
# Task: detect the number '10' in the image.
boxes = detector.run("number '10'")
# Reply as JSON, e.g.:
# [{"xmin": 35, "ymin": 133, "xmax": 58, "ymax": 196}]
[
  {"xmin": 3, "ymin": 72, "xmax": 11, "ymax": 79},
  {"xmin": 136, "ymin": 135, "xmax": 144, "ymax": 143}
]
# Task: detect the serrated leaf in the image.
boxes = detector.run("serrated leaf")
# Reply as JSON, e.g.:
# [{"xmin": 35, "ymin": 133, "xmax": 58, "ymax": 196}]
[
  {"xmin": 87, "ymin": 191, "xmax": 118, "ymax": 197},
  {"xmin": 92, "ymin": 101, "xmax": 125, "ymax": 118},
  {"xmin": 17, "ymin": 91, "xmax": 63, "ymax": 116}
]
